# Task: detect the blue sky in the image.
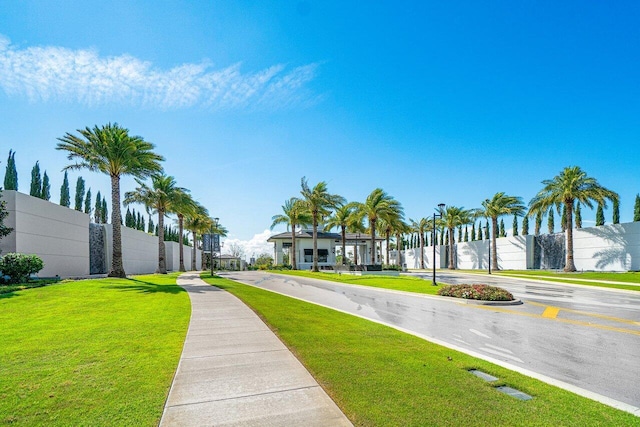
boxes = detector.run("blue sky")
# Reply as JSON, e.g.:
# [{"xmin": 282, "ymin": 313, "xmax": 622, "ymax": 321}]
[{"xmin": 1, "ymin": 1, "xmax": 639, "ymax": 257}]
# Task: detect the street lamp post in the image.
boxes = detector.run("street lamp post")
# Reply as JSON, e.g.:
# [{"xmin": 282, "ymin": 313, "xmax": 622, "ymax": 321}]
[
  {"xmin": 432, "ymin": 203, "xmax": 445, "ymax": 286},
  {"xmin": 210, "ymin": 217, "xmax": 219, "ymax": 277}
]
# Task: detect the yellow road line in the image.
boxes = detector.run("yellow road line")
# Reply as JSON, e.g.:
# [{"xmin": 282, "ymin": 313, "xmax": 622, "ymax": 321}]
[
  {"xmin": 542, "ymin": 306, "xmax": 560, "ymax": 319},
  {"xmin": 528, "ymin": 301, "xmax": 639, "ymax": 326}
]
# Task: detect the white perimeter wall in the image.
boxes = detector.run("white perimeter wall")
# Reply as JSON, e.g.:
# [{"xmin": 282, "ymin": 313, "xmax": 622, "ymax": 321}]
[
  {"xmin": 456, "ymin": 236, "xmax": 532, "ymax": 270},
  {"xmin": 401, "ymin": 246, "xmax": 446, "ymax": 269},
  {"xmin": 572, "ymin": 222, "xmax": 640, "ymax": 271},
  {"xmin": 0, "ymin": 190, "xmax": 90, "ymax": 277}
]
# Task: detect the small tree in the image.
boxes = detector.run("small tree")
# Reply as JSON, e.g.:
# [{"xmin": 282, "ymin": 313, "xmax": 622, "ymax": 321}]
[
  {"xmin": 470, "ymin": 222, "xmax": 476, "ymax": 241},
  {"xmin": 30, "ymin": 161, "xmax": 42, "ymax": 197},
  {"xmin": 41, "ymin": 171, "xmax": 51, "ymax": 200},
  {"xmin": 0, "ymin": 253, "xmax": 44, "ymax": 283},
  {"xmin": 101, "ymin": 198, "xmax": 108, "ymax": 223},
  {"xmin": 484, "ymin": 221, "xmax": 489, "ymax": 239},
  {"xmin": 4, "ymin": 150, "xmax": 18, "ymax": 191},
  {"xmin": 596, "ymin": 202, "xmax": 605, "ymax": 226},
  {"xmin": 535, "ymin": 212, "xmax": 542, "ymax": 236},
  {"xmin": 74, "ymin": 177, "xmax": 85, "ymax": 211},
  {"xmin": 634, "ymin": 194, "xmax": 640, "ymax": 222},
  {"xmin": 94, "ymin": 191, "xmax": 102, "ymax": 223},
  {"xmin": 125, "ymin": 207, "xmax": 133, "ymax": 227},
  {"xmin": 84, "ymin": 188, "xmax": 92, "ymax": 214},
  {"xmin": 60, "ymin": 171, "xmax": 71, "ymax": 207},
  {"xmin": 547, "ymin": 207, "xmax": 555, "ymax": 233},
  {"xmin": 512, "ymin": 215, "xmax": 518, "ymax": 236},
  {"xmin": 148, "ymin": 216, "xmax": 155, "ymax": 233},
  {"xmin": 522, "ymin": 215, "xmax": 529, "ymax": 236},
  {"xmin": 575, "ymin": 202, "xmax": 582, "ymax": 228},
  {"xmin": 612, "ymin": 198, "xmax": 620, "ymax": 224},
  {"xmin": 463, "ymin": 226, "xmax": 468, "ymax": 242},
  {"xmin": 499, "ymin": 218, "xmax": 506, "ymax": 237}
]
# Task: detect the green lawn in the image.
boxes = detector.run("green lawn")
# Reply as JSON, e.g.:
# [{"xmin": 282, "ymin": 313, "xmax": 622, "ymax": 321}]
[
  {"xmin": 203, "ymin": 273, "xmax": 636, "ymax": 426},
  {"xmin": 490, "ymin": 270, "xmax": 640, "ymax": 292},
  {"xmin": 269, "ymin": 269, "xmax": 443, "ymax": 295},
  {"xmin": 0, "ymin": 273, "xmax": 190, "ymax": 426}
]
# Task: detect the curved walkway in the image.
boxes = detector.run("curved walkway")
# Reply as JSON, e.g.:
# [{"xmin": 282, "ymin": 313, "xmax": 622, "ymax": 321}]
[{"xmin": 160, "ymin": 273, "xmax": 352, "ymax": 426}]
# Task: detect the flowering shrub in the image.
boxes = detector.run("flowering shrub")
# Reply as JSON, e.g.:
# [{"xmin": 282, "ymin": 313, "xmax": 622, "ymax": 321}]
[{"xmin": 437, "ymin": 284, "xmax": 514, "ymax": 301}]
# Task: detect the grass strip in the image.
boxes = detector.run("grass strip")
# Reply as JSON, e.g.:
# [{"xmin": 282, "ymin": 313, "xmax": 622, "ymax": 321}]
[
  {"xmin": 268, "ymin": 269, "xmax": 443, "ymax": 295},
  {"xmin": 0, "ymin": 273, "xmax": 190, "ymax": 426},
  {"xmin": 202, "ymin": 274, "xmax": 636, "ymax": 426},
  {"xmin": 492, "ymin": 271, "xmax": 640, "ymax": 292}
]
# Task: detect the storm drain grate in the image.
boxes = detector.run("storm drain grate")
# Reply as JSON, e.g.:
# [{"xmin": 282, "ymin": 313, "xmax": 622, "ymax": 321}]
[
  {"xmin": 468, "ymin": 369, "xmax": 498, "ymax": 382},
  {"xmin": 496, "ymin": 386, "xmax": 533, "ymax": 401}
]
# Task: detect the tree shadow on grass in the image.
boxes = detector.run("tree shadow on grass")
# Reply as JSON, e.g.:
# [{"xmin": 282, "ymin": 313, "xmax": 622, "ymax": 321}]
[{"xmin": 102, "ymin": 278, "xmax": 186, "ymax": 295}]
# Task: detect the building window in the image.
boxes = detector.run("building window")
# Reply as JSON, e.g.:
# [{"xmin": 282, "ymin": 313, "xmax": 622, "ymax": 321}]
[{"xmin": 304, "ymin": 249, "xmax": 329, "ymax": 263}]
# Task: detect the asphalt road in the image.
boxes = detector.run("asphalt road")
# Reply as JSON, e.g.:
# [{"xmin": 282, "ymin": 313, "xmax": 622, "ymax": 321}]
[{"xmin": 220, "ymin": 270, "xmax": 640, "ymax": 412}]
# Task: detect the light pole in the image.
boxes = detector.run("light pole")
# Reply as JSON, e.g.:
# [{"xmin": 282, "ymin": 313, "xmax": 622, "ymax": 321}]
[
  {"xmin": 210, "ymin": 217, "xmax": 219, "ymax": 277},
  {"xmin": 485, "ymin": 223, "xmax": 491, "ymax": 275},
  {"xmin": 355, "ymin": 233, "xmax": 360, "ymax": 266},
  {"xmin": 432, "ymin": 203, "xmax": 445, "ymax": 286}
]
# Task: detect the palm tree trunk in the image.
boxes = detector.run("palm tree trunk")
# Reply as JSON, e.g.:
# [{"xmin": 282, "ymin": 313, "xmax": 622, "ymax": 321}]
[
  {"xmin": 291, "ymin": 222, "xmax": 297, "ymax": 270},
  {"xmin": 370, "ymin": 218, "xmax": 376, "ymax": 265},
  {"xmin": 157, "ymin": 210, "xmax": 166, "ymax": 274},
  {"xmin": 419, "ymin": 232, "xmax": 425, "ymax": 269},
  {"xmin": 396, "ymin": 233, "xmax": 402, "ymax": 267},
  {"xmin": 448, "ymin": 226, "xmax": 455, "ymax": 269},
  {"xmin": 312, "ymin": 213, "xmax": 319, "ymax": 272},
  {"xmin": 341, "ymin": 226, "xmax": 346, "ymax": 265},
  {"xmin": 108, "ymin": 175, "xmax": 126, "ymax": 278},
  {"xmin": 491, "ymin": 217, "xmax": 499, "ymax": 271},
  {"xmin": 564, "ymin": 201, "xmax": 577, "ymax": 272},
  {"xmin": 191, "ymin": 230, "xmax": 197, "ymax": 271},
  {"xmin": 178, "ymin": 214, "xmax": 186, "ymax": 272}
]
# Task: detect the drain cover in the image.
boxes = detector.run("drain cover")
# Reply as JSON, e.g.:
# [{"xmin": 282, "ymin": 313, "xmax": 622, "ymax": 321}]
[
  {"xmin": 469, "ymin": 369, "xmax": 499, "ymax": 382},
  {"xmin": 496, "ymin": 386, "xmax": 533, "ymax": 401}
]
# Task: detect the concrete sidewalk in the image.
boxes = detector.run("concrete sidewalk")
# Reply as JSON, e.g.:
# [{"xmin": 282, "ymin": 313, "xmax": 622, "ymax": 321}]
[{"xmin": 160, "ymin": 273, "xmax": 352, "ymax": 426}]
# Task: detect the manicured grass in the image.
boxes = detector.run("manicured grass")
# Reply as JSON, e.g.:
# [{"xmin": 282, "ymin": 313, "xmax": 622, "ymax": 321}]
[
  {"xmin": 0, "ymin": 273, "xmax": 190, "ymax": 426},
  {"xmin": 269, "ymin": 269, "xmax": 443, "ymax": 295},
  {"xmin": 492, "ymin": 270, "xmax": 640, "ymax": 292},
  {"xmin": 202, "ymin": 274, "xmax": 636, "ymax": 426},
  {"xmin": 0, "ymin": 278, "xmax": 62, "ymax": 295}
]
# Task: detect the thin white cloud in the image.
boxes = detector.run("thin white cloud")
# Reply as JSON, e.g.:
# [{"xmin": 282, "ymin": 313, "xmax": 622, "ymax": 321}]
[
  {"xmin": 223, "ymin": 229, "xmax": 273, "ymax": 261},
  {"xmin": 0, "ymin": 35, "xmax": 318, "ymax": 110}
]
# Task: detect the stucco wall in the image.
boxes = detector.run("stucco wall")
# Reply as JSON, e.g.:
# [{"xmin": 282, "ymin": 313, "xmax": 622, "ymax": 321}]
[
  {"xmin": 572, "ymin": 222, "xmax": 640, "ymax": 271},
  {"xmin": 105, "ymin": 224, "xmax": 158, "ymax": 275},
  {"xmin": 401, "ymin": 246, "xmax": 445, "ymax": 269},
  {"xmin": 0, "ymin": 190, "xmax": 90, "ymax": 277},
  {"xmin": 456, "ymin": 236, "xmax": 532, "ymax": 270}
]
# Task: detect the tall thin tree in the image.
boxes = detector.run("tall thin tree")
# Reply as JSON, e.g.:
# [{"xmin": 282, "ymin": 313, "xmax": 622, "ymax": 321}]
[
  {"xmin": 30, "ymin": 161, "xmax": 42, "ymax": 197},
  {"xmin": 74, "ymin": 177, "xmax": 85, "ymax": 211},
  {"xmin": 59, "ymin": 171, "xmax": 70, "ymax": 207}
]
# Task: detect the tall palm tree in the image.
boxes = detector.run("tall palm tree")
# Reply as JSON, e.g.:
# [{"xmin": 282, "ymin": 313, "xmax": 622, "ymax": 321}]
[
  {"xmin": 184, "ymin": 204, "xmax": 211, "ymax": 271},
  {"xmin": 357, "ymin": 188, "xmax": 401, "ymax": 265},
  {"xmin": 440, "ymin": 206, "xmax": 475, "ymax": 269},
  {"xmin": 377, "ymin": 205, "xmax": 405, "ymax": 265},
  {"xmin": 172, "ymin": 191, "xmax": 198, "ymax": 272},
  {"xmin": 410, "ymin": 217, "xmax": 430, "ymax": 269},
  {"xmin": 481, "ymin": 192, "xmax": 526, "ymax": 271},
  {"xmin": 300, "ymin": 178, "xmax": 345, "ymax": 272},
  {"xmin": 271, "ymin": 197, "xmax": 311, "ymax": 269},
  {"xmin": 124, "ymin": 174, "xmax": 186, "ymax": 274},
  {"xmin": 326, "ymin": 203, "xmax": 359, "ymax": 265},
  {"xmin": 209, "ymin": 219, "xmax": 228, "ymax": 270},
  {"xmin": 57, "ymin": 123, "xmax": 163, "ymax": 277},
  {"xmin": 392, "ymin": 219, "xmax": 410, "ymax": 267},
  {"xmin": 529, "ymin": 166, "xmax": 618, "ymax": 272}
]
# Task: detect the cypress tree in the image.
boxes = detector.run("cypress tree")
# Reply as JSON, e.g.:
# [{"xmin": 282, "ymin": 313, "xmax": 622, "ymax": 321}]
[
  {"xmin": 561, "ymin": 205, "xmax": 567, "ymax": 232},
  {"xmin": 612, "ymin": 199, "xmax": 620, "ymax": 224},
  {"xmin": 522, "ymin": 215, "xmax": 529, "ymax": 236},
  {"xmin": 575, "ymin": 202, "xmax": 582, "ymax": 228},
  {"xmin": 60, "ymin": 171, "xmax": 71, "ymax": 207},
  {"xmin": 41, "ymin": 171, "xmax": 51, "ymax": 200},
  {"xmin": 634, "ymin": 194, "xmax": 640, "ymax": 222},
  {"xmin": 4, "ymin": 150, "xmax": 18, "ymax": 191},
  {"xmin": 29, "ymin": 161, "xmax": 42, "ymax": 197},
  {"xmin": 84, "ymin": 188, "xmax": 92, "ymax": 214},
  {"xmin": 457, "ymin": 225, "xmax": 462, "ymax": 243},
  {"xmin": 125, "ymin": 208, "xmax": 132, "ymax": 227},
  {"xmin": 535, "ymin": 212, "xmax": 542, "ymax": 236},
  {"xmin": 101, "ymin": 198, "xmax": 108, "ymax": 223},
  {"xmin": 94, "ymin": 191, "xmax": 102, "ymax": 223},
  {"xmin": 499, "ymin": 219, "xmax": 506, "ymax": 237},
  {"xmin": 148, "ymin": 216, "xmax": 155, "ymax": 233},
  {"xmin": 74, "ymin": 177, "xmax": 85, "ymax": 211},
  {"xmin": 596, "ymin": 203, "xmax": 605, "ymax": 226},
  {"xmin": 445, "ymin": 230, "xmax": 449, "ymax": 245},
  {"xmin": 470, "ymin": 222, "xmax": 476, "ymax": 241},
  {"xmin": 484, "ymin": 221, "xmax": 489, "ymax": 239},
  {"xmin": 512, "ymin": 215, "xmax": 518, "ymax": 237},
  {"xmin": 547, "ymin": 207, "xmax": 555, "ymax": 233},
  {"xmin": 464, "ymin": 226, "xmax": 468, "ymax": 242},
  {"xmin": 139, "ymin": 214, "xmax": 145, "ymax": 232}
]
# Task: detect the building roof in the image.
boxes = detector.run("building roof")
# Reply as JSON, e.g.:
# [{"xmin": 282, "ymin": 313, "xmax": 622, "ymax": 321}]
[{"xmin": 268, "ymin": 230, "xmax": 384, "ymax": 242}]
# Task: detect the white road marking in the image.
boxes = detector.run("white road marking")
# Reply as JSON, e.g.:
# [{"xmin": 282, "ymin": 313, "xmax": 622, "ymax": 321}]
[
  {"xmin": 484, "ymin": 343, "xmax": 514, "ymax": 354},
  {"xmin": 479, "ymin": 347, "xmax": 524, "ymax": 363},
  {"xmin": 453, "ymin": 338, "xmax": 469, "ymax": 345},
  {"xmin": 469, "ymin": 328, "xmax": 491, "ymax": 339}
]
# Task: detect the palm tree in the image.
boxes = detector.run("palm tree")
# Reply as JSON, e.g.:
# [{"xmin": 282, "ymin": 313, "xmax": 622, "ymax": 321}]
[
  {"xmin": 300, "ymin": 178, "xmax": 345, "ymax": 272},
  {"xmin": 481, "ymin": 192, "xmax": 526, "ymax": 271},
  {"xmin": 271, "ymin": 197, "xmax": 311, "ymax": 269},
  {"xmin": 528, "ymin": 166, "xmax": 618, "ymax": 272},
  {"xmin": 356, "ymin": 188, "xmax": 401, "ymax": 265},
  {"xmin": 410, "ymin": 217, "xmax": 430, "ymax": 269},
  {"xmin": 184, "ymin": 204, "xmax": 211, "ymax": 271},
  {"xmin": 440, "ymin": 206, "xmax": 475, "ymax": 269},
  {"xmin": 326, "ymin": 203, "xmax": 360, "ymax": 265},
  {"xmin": 172, "ymin": 191, "xmax": 198, "ymax": 272},
  {"xmin": 124, "ymin": 174, "xmax": 186, "ymax": 274},
  {"xmin": 209, "ymin": 219, "xmax": 228, "ymax": 270},
  {"xmin": 377, "ymin": 206, "xmax": 405, "ymax": 265},
  {"xmin": 57, "ymin": 123, "xmax": 163, "ymax": 277}
]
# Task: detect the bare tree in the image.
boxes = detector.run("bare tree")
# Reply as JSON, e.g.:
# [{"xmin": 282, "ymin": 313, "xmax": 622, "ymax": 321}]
[{"xmin": 227, "ymin": 242, "xmax": 246, "ymax": 260}]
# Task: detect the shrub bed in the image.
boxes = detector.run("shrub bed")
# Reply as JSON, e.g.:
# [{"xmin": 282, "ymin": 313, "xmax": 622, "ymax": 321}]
[{"xmin": 438, "ymin": 284, "xmax": 514, "ymax": 301}]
